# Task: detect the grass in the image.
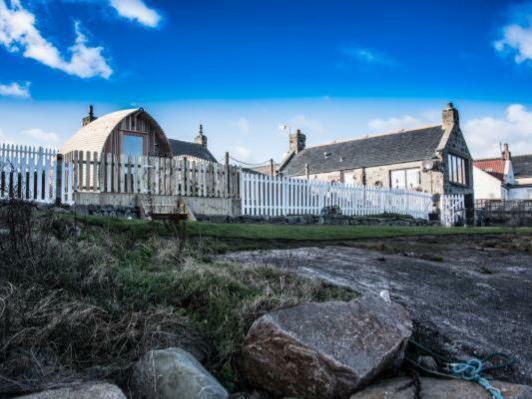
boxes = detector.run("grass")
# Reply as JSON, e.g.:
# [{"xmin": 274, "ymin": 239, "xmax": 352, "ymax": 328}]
[
  {"xmin": 0, "ymin": 205, "xmax": 358, "ymax": 395},
  {"xmin": 73, "ymin": 213, "xmax": 532, "ymax": 243}
]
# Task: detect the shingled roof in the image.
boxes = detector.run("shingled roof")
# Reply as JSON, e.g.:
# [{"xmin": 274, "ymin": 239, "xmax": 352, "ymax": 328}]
[
  {"xmin": 280, "ymin": 126, "xmax": 445, "ymax": 176},
  {"xmin": 168, "ymin": 139, "xmax": 217, "ymax": 163},
  {"xmin": 474, "ymin": 158, "xmax": 506, "ymax": 181},
  {"xmin": 512, "ymin": 154, "xmax": 532, "ymax": 179}
]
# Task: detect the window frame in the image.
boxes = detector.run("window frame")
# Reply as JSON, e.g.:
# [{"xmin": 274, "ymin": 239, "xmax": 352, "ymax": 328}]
[
  {"xmin": 447, "ymin": 153, "xmax": 468, "ymax": 186},
  {"xmin": 389, "ymin": 167, "xmax": 421, "ymax": 190},
  {"xmin": 121, "ymin": 131, "xmax": 148, "ymax": 156}
]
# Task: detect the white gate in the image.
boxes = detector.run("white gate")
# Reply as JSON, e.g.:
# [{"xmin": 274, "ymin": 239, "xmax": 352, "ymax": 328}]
[{"xmin": 440, "ymin": 194, "xmax": 465, "ymax": 227}]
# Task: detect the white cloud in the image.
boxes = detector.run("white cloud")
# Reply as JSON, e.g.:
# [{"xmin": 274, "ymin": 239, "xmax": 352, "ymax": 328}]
[
  {"xmin": 0, "ymin": 81, "xmax": 30, "ymax": 98},
  {"xmin": 340, "ymin": 45, "xmax": 396, "ymax": 66},
  {"xmin": 234, "ymin": 117, "xmax": 251, "ymax": 134},
  {"xmin": 0, "ymin": 127, "xmax": 60, "ymax": 148},
  {"xmin": 495, "ymin": 23, "xmax": 532, "ymax": 63},
  {"xmin": 289, "ymin": 115, "xmax": 326, "ymax": 135},
  {"xmin": 0, "ymin": 1, "xmax": 112, "ymax": 78},
  {"xmin": 368, "ymin": 115, "xmax": 435, "ymax": 132},
  {"xmin": 463, "ymin": 104, "xmax": 532, "ymax": 158},
  {"xmin": 109, "ymin": 0, "xmax": 161, "ymax": 28},
  {"xmin": 233, "ymin": 145, "xmax": 252, "ymax": 161}
]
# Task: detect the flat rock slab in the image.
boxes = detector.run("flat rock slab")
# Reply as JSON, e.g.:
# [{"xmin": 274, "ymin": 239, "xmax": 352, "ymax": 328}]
[
  {"xmin": 16, "ymin": 382, "xmax": 126, "ymax": 399},
  {"xmin": 241, "ymin": 296, "xmax": 412, "ymax": 399},
  {"xmin": 132, "ymin": 347, "xmax": 228, "ymax": 399},
  {"xmin": 222, "ymin": 242, "xmax": 532, "ymax": 385},
  {"xmin": 350, "ymin": 377, "xmax": 532, "ymax": 399}
]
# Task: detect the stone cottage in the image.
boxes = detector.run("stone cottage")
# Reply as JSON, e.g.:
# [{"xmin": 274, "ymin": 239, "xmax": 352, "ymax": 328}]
[{"xmin": 278, "ymin": 103, "xmax": 474, "ymax": 215}]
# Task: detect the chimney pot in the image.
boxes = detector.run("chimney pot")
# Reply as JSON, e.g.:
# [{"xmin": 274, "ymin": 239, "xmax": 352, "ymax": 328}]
[
  {"xmin": 289, "ymin": 129, "xmax": 306, "ymax": 153},
  {"xmin": 502, "ymin": 143, "xmax": 511, "ymax": 160},
  {"xmin": 442, "ymin": 102, "xmax": 459, "ymax": 129}
]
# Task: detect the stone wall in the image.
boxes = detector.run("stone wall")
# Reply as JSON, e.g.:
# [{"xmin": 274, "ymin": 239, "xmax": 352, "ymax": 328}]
[
  {"xmin": 302, "ymin": 160, "xmax": 443, "ymax": 195},
  {"xmin": 441, "ymin": 127, "xmax": 474, "ymax": 196}
]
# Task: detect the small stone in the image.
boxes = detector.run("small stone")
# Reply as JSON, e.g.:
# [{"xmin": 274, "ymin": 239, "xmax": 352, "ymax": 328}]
[
  {"xmin": 132, "ymin": 347, "xmax": 228, "ymax": 399},
  {"xmin": 16, "ymin": 382, "xmax": 126, "ymax": 399}
]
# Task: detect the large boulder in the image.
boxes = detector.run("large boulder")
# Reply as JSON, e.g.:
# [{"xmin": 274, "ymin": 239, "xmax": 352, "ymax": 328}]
[
  {"xmin": 349, "ymin": 377, "xmax": 532, "ymax": 399},
  {"xmin": 132, "ymin": 347, "xmax": 228, "ymax": 399},
  {"xmin": 16, "ymin": 382, "xmax": 126, "ymax": 399},
  {"xmin": 240, "ymin": 295, "xmax": 412, "ymax": 399}
]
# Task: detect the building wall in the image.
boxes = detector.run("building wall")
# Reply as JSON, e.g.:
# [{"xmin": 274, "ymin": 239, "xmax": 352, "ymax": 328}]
[
  {"xmin": 508, "ymin": 187, "xmax": 532, "ymax": 200},
  {"xmin": 473, "ymin": 167, "xmax": 506, "ymax": 199},
  {"xmin": 294, "ymin": 160, "xmax": 443, "ymax": 194},
  {"xmin": 441, "ymin": 127, "xmax": 474, "ymax": 196}
]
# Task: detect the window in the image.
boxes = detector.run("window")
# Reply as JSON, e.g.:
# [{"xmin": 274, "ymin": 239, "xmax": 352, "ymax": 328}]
[
  {"xmin": 390, "ymin": 168, "xmax": 420, "ymax": 190},
  {"xmin": 448, "ymin": 154, "xmax": 468, "ymax": 185},
  {"xmin": 123, "ymin": 134, "xmax": 144, "ymax": 156}
]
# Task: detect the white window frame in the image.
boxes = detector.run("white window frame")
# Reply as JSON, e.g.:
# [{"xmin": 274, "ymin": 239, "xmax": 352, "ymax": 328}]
[
  {"xmin": 390, "ymin": 168, "xmax": 421, "ymax": 190},
  {"xmin": 448, "ymin": 154, "xmax": 468, "ymax": 185}
]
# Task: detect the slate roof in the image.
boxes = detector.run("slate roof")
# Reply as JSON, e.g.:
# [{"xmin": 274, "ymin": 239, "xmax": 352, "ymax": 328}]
[
  {"xmin": 281, "ymin": 126, "xmax": 445, "ymax": 176},
  {"xmin": 169, "ymin": 139, "xmax": 217, "ymax": 163},
  {"xmin": 474, "ymin": 159, "xmax": 506, "ymax": 181},
  {"xmin": 512, "ymin": 154, "xmax": 532, "ymax": 178}
]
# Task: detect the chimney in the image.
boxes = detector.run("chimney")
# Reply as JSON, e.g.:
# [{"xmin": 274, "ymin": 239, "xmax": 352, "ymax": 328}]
[
  {"xmin": 195, "ymin": 124, "xmax": 208, "ymax": 148},
  {"xmin": 502, "ymin": 143, "xmax": 511, "ymax": 161},
  {"xmin": 442, "ymin": 102, "xmax": 459, "ymax": 129},
  {"xmin": 289, "ymin": 129, "xmax": 306, "ymax": 153},
  {"xmin": 82, "ymin": 105, "xmax": 97, "ymax": 126}
]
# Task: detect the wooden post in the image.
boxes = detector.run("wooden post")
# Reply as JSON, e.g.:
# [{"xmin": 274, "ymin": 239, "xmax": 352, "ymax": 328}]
[
  {"xmin": 55, "ymin": 153, "xmax": 64, "ymax": 205},
  {"xmin": 270, "ymin": 159, "xmax": 275, "ymax": 176},
  {"xmin": 305, "ymin": 163, "xmax": 310, "ymax": 180}
]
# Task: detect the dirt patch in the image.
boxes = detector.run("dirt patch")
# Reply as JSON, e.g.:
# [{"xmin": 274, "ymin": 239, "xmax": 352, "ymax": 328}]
[{"xmin": 221, "ymin": 234, "xmax": 532, "ymax": 385}]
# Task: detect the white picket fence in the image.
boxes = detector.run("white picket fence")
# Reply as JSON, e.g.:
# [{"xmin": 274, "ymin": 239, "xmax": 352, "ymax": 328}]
[
  {"xmin": 0, "ymin": 144, "xmax": 72, "ymax": 204},
  {"xmin": 441, "ymin": 194, "xmax": 466, "ymax": 227},
  {"xmin": 240, "ymin": 172, "xmax": 434, "ymax": 219},
  {"xmin": 1, "ymin": 143, "xmax": 465, "ymax": 225}
]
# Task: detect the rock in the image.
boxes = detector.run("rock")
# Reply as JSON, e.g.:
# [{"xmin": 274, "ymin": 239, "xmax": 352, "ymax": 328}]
[
  {"xmin": 349, "ymin": 377, "xmax": 532, "ymax": 399},
  {"xmin": 132, "ymin": 347, "xmax": 228, "ymax": 399},
  {"xmin": 417, "ymin": 355, "xmax": 438, "ymax": 371},
  {"xmin": 240, "ymin": 295, "xmax": 412, "ymax": 399},
  {"xmin": 16, "ymin": 382, "xmax": 126, "ymax": 399}
]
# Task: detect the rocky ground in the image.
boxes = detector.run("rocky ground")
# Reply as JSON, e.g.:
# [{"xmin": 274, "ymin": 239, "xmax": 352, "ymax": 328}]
[{"xmin": 221, "ymin": 234, "xmax": 532, "ymax": 386}]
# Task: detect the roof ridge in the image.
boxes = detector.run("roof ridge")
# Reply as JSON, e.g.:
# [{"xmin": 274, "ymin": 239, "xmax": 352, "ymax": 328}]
[{"xmin": 304, "ymin": 125, "xmax": 442, "ymax": 151}]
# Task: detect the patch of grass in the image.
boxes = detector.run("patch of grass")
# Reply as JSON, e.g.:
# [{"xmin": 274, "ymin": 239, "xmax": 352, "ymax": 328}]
[
  {"xmin": 419, "ymin": 253, "xmax": 445, "ymax": 262},
  {"xmin": 72, "ymin": 214, "xmax": 532, "ymax": 244},
  {"xmin": 479, "ymin": 266, "xmax": 495, "ymax": 275}
]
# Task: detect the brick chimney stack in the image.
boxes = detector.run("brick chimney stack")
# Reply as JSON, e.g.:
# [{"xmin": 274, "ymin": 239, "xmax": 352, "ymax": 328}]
[
  {"xmin": 82, "ymin": 105, "xmax": 97, "ymax": 126},
  {"xmin": 195, "ymin": 124, "xmax": 208, "ymax": 148},
  {"xmin": 289, "ymin": 129, "xmax": 306, "ymax": 153},
  {"xmin": 502, "ymin": 143, "xmax": 511, "ymax": 160},
  {"xmin": 442, "ymin": 102, "xmax": 459, "ymax": 129}
]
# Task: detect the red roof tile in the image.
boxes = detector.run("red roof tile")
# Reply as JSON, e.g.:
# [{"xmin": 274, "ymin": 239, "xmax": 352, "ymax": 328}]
[{"xmin": 474, "ymin": 158, "xmax": 505, "ymax": 181}]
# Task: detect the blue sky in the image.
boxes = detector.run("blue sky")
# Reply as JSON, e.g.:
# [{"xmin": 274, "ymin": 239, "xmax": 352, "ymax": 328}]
[{"xmin": 1, "ymin": 0, "xmax": 532, "ymax": 164}]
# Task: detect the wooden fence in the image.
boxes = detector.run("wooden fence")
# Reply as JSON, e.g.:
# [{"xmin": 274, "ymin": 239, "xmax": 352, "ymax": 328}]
[
  {"xmin": 475, "ymin": 199, "xmax": 532, "ymax": 226},
  {"xmin": 65, "ymin": 151, "xmax": 239, "ymax": 198},
  {"xmin": 240, "ymin": 172, "xmax": 434, "ymax": 219},
  {"xmin": 1, "ymin": 143, "xmax": 464, "ymax": 225}
]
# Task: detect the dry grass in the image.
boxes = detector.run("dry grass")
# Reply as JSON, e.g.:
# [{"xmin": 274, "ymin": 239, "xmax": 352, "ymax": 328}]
[{"xmin": 0, "ymin": 201, "xmax": 355, "ymax": 396}]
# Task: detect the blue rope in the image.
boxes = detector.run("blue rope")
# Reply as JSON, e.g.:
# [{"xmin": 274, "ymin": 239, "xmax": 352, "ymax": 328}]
[{"xmin": 451, "ymin": 359, "xmax": 505, "ymax": 399}]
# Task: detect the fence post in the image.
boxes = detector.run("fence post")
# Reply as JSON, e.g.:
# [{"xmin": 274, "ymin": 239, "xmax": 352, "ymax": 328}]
[
  {"xmin": 225, "ymin": 152, "xmax": 230, "ymax": 199},
  {"xmin": 55, "ymin": 153, "xmax": 64, "ymax": 205}
]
